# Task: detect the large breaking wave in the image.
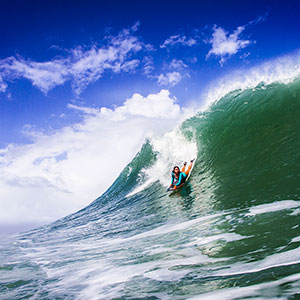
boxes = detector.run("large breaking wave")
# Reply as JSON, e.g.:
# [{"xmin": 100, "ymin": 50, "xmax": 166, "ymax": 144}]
[{"xmin": 1, "ymin": 60, "xmax": 300, "ymax": 299}]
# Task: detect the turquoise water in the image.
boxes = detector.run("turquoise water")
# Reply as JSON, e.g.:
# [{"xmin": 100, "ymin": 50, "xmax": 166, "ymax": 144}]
[{"xmin": 1, "ymin": 79, "xmax": 300, "ymax": 299}]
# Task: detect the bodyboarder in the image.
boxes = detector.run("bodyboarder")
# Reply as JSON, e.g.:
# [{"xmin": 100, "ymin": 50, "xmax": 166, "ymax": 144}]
[{"xmin": 168, "ymin": 159, "xmax": 195, "ymax": 191}]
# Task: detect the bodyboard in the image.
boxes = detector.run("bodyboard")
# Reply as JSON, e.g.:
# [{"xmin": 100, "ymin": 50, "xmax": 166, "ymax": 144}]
[{"xmin": 167, "ymin": 159, "xmax": 196, "ymax": 194}]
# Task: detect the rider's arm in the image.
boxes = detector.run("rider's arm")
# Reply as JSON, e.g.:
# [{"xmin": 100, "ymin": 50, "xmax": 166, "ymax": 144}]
[
  {"xmin": 170, "ymin": 174, "xmax": 175, "ymax": 185},
  {"xmin": 175, "ymin": 173, "xmax": 184, "ymax": 186}
]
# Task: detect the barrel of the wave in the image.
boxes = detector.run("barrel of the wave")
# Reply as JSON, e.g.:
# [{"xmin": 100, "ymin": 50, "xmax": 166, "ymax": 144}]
[{"xmin": 182, "ymin": 80, "xmax": 300, "ymax": 209}]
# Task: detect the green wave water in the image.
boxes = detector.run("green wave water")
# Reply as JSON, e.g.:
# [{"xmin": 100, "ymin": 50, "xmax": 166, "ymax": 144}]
[{"xmin": 1, "ymin": 79, "xmax": 300, "ymax": 299}]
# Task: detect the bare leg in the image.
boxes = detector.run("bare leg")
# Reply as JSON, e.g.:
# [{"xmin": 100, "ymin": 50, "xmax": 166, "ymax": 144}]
[
  {"xmin": 181, "ymin": 162, "xmax": 187, "ymax": 173},
  {"xmin": 184, "ymin": 160, "xmax": 194, "ymax": 176}
]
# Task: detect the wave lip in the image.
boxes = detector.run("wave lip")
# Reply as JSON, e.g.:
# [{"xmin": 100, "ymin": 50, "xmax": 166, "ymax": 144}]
[{"xmin": 201, "ymin": 50, "xmax": 300, "ymax": 111}]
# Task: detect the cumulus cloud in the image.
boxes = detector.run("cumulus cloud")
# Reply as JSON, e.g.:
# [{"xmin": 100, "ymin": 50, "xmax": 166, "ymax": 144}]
[
  {"xmin": 206, "ymin": 25, "xmax": 251, "ymax": 65},
  {"xmin": 115, "ymin": 89, "xmax": 181, "ymax": 118},
  {"xmin": 157, "ymin": 72, "xmax": 182, "ymax": 87},
  {"xmin": 160, "ymin": 34, "xmax": 197, "ymax": 48},
  {"xmin": 70, "ymin": 89, "xmax": 181, "ymax": 120},
  {"xmin": 0, "ymin": 24, "xmax": 146, "ymax": 96},
  {"xmin": 0, "ymin": 90, "xmax": 192, "ymax": 229}
]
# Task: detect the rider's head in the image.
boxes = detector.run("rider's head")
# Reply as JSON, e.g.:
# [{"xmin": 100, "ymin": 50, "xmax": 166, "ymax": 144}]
[{"xmin": 173, "ymin": 166, "xmax": 180, "ymax": 174}]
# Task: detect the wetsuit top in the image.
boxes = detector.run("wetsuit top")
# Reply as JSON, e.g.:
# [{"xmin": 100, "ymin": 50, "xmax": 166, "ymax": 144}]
[{"xmin": 171, "ymin": 171, "xmax": 187, "ymax": 187}]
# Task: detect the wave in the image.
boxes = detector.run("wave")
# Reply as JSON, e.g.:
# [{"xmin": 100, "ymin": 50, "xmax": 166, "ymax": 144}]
[
  {"xmin": 1, "ymin": 65, "xmax": 300, "ymax": 299},
  {"xmin": 90, "ymin": 75, "xmax": 300, "ymax": 213}
]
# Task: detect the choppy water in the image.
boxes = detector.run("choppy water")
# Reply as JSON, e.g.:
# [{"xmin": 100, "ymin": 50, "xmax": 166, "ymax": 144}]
[{"xmin": 1, "ymin": 79, "xmax": 300, "ymax": 299}]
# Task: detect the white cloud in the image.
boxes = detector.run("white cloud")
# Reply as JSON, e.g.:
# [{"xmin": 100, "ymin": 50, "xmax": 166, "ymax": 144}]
[
  {"xmin": 206, "ymin": 25, "xmax": 251, "ymax": 65},
  {"xmin": 114, "ymin": 89, "xmax": 181, "ymax": 119},
  {"xmin": 2, "ymin": 57, "xmax": 69, "ymax": 93},
  {"xmin": 0, "ymin": 75, "xmax": 7, "ymax": 92},
  {"xmin": 161, "ymin": 34, "xmax": 197, "ymax": 48},
  {"xmin": 143, "ymin": 58, "xmax": 188, "ymax": 85},
  {"xmin": 0, "ymin": 90, "xmax": 191, "ymax": 229},
  {"xmin": 0, "ymin": 24, "xmax": 146, "ymax": 96},
  {"xmin": 70, "ymin": 89, "xmax": 181, "ymax": 120},
  {"xmin": 70, "ymin": 27, "xmax": 144, "ymax": 94},
  {"xmin": 143, "ymin": 56, "xmax": 154, "ymax": 75},
  {"xmin": 188, "ymin": 57, "xmax": 198, "ymax": 64},
  {"xmin": 155, "ymin": 59, "xmax": 189, "ymax": 87},
  {"xmin": 157, "ymin": 72, "xmax": 183, "ymax": 87},
  {"xmin": 169, "ymin": 59, "xmax": 188, "ymax": 70}
]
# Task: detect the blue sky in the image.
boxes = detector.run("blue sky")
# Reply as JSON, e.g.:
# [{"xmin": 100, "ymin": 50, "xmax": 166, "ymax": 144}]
[
  {"xmin": 1, "ymin": 0, "xmax": 300, "ymax": 231},
  {"xmin": 1, "ymin": 0, "xmax": 299, "ymax": 147}
]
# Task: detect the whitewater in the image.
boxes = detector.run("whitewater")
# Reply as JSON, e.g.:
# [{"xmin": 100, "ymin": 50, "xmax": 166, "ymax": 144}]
[{"xmin": 1, "ymin": 54, "xmax": 300, "ymax": 299}]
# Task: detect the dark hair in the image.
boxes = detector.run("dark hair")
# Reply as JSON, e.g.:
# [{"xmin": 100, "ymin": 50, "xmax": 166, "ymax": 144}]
[{"xmin": 173, "ymin": 166, "xmax": 180, "ymax": 172}]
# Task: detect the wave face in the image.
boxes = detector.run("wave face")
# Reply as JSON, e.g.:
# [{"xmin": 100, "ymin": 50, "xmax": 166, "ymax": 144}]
[{"xmin": 1, "ymin": 79, "xmax": 300, "ymax": 299}]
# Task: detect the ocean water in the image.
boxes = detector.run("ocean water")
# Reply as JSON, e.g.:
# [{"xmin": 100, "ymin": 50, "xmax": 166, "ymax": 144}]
[{"xmin": 1, "ymin": 78, "xmax": 300, "ymax": 299}]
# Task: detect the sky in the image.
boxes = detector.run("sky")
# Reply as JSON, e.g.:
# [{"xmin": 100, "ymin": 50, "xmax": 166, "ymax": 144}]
[{"xmin": 1, "ymin": 0, "xmax": 300, "ymax": 233}]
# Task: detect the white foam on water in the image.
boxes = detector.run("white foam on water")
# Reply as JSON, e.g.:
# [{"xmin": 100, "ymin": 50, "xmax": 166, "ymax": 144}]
[
  {"xmin": 290, "ymin": 208, "xmax": 300, "ymax": 216},
  {"xmin": 126, "ymin": 126, "xmax": 197, "ymax": 197},
  {"xmin": 188, "ymin": 272, "xmax": 300, "ymax": 300},
  {"xmin": 19, "ymin": 215, "xmax": 229, "ymax": 299},
  {"xmin": 147, "ymin": 245, "xmax": 172, "ymax": 255},
  {"xmin": 200, "ymin": 50, "xmax": 300, "ymax": 112},
  {"xmin": 213, "ymin": 246, "xmax": 300, "ymax": 277},
  {"xmin": 245, "ymin": 200, "xmax": 300, "ymax": 217},
  {"xmin": 291, "ymin": 236, "xmax": 300, "ymax": 243},
  {"xmin": 44, "ymin": 246, "xmax": 217, "ymax": 300},
  {"xmin": 97, "ymin": 213, "xmax": 222, "ymax": 246},
  {"xmin": 186, "ymin": 232, "xmax": 246, "ymax": 247}
]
